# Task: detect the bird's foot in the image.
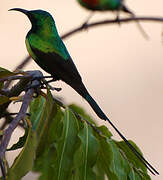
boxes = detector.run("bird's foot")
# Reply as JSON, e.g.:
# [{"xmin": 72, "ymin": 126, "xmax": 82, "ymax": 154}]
[
  {"xmin": 41, "ymin": 77, "xmax": 62, "ymax": 92},
  {"xmin": 81, "ymin": 21, "xmax": 89, "ymax": 30},
  {"xmin": 25, "ymin": 81, "xmax": 42, "ymax": 96},
  {"xmin": 29, "ymin": 75, "xmax": 53, "ymax": 82},
  {"xmin": 115, "ymin": 14, "xmax": 121, "ymax": 26},
  {"xmin": 26, "ymin": 75, "xmax": 62, "ymax": 96},
  {"xmin": 26, "ymin": 75, "xmax": 51, "ymax": 90},
  {"xmin": 81, "ymin": 13, "xmax": 94, "ymax": 30}
]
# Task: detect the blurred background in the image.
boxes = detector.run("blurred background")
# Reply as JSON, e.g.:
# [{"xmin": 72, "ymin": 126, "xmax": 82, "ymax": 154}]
[{"xmin": 1, "ymin": 0, "xmax": 163, "ymax": 179}]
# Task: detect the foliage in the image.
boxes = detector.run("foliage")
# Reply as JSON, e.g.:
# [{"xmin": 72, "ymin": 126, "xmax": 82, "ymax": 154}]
[{"xmin": 0, "ymin": 79, "xmax": 151, "ymax": 180}]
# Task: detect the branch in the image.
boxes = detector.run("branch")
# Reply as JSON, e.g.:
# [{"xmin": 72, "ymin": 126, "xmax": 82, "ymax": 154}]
[
  {"xmin": 0, "ymin": 75, "xmax": 30, "ymax": 83},
  {"xmin": 0, "ymin": 111, "xmax": 25, "ymax": 130},
  {"xmin": 0, "ymin": 70, "xmax": 43, "ymax": 179},
  {"xmin": 61, "ymin": 16, "xmax": 163, "ymax": 39},
  {"xmin": 0, "ymin": 71, "xmax": 44, "ymax": 118},
  {"xmin": 13, "ymin": 15, "xmax": 163, "ymax": 72},
  {"xmin": 0, "ymin": 75, "xmax": 31, "ymax": 118},
  {"xmin": 0, "ymin": 89, "xmax": 34, "ymax": 159},
  {"xmin": 14, "ymin": 56, "xmax": 31, "ymax": 71},
  {"xmin": 4, "ymin": 56, "xmax": 31, "ymax": 89}
]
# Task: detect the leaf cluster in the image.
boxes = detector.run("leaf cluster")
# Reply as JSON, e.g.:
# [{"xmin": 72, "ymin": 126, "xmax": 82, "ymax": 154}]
[{"xmin": 0, "ymin": 86, "xmax": 151, "ymax": 180}]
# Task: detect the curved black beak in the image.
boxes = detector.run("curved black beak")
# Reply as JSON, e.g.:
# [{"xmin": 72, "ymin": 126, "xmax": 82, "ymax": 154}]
[{"xmin": 9, "ymin": 8, "xmax": 29, "ymax": 15}]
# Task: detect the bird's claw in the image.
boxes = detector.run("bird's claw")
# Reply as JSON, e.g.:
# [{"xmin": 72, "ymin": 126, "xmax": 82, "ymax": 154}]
[
  {"xmin": 26, "ymin": 76, "xmax": 62, "ymax": 96},
  {"xmin": 81, "ymin": 22, "xmax": 89, "ymax": 30},
  {"xmin": 81, "ymin": 12, "xmax": 94, "ymax": 30},
  {"xmin": 115, "ymin": 15, "xmax": 121, "ymax": 26}
]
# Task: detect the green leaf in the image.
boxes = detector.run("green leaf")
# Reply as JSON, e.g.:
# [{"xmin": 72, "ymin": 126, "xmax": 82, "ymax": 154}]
[
  {"xmin": 0, "ymin": 82, "xmax": 4, "ymax": 89},
  {"xmin": 53, "ymin": 107, "xmax": 79, "ymax": 180},
  {"xmin": 8, "ymin": 127, "xmax": 37, "ymax": 180},
  {"xmin": 93, "ymin": 154, "xmax": 106, "ymax": 180},
  {"xmin": 33, "ymin": 90, "xmax": 57, "ymax": 153},
  {"xmin": 116, "ymin": 140, "xmax": 150, "ymax": 176},
  {"xmin": 29, "ymin": 94, "xmax": 46, "ymax": 131},
  {"xmin": 0, "ymin": 67, "xmax": 15, "ymax": 78},
  {"xmin": 116, "ymin": 140, "xmax": 150, "ymax": 179},
  {"xmin": 96, "ymin": 133, "xmax": 130, "ymax": 179},
  {"xmin": 96, "ymin": 125, "xmax": 113, "ymax": 138},
  {"xmin": 128, "ymin": 169, "xmax": 151, "ymax": 180},
  {"xmin": 33, "ymin": 105, "xmax": 63, "ymax": 179},
  {"xmin": 0, "ymin": 95, "xmax": 10, "ymax": 105},
  {"xmin": 37, "ymin": 146, "xmax": 57, "ymax": 180},
  {"xmin": 69, "ymin": 104, "xmax": 95, "ymax": 124},
  {"xmin": 73, "ymin": 122, "xmax": 99, "ymax": 180},
  {"xmin": 31, "ymin": 90, "xmax": 60, "ymax": 172},
  {"xmin": 7, "ymin": 128, "xmax": 28, "ymax": 151},
  {"xmin": 4, "ymin": 91, "xmax": 152, "ymax": 180}
]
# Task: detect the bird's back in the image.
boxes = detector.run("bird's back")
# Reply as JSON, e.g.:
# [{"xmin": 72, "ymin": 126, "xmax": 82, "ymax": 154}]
[
  {"xmin": 26, "ymin": 32, "xmax": 82, "ymax": 85},
  {"xmin": 78, "ymin": 0, "xmax": 121, "ymax": 11}
]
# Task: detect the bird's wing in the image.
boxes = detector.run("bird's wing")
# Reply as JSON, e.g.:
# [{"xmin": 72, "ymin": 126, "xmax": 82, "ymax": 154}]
[{"xmin": 30, "ymin": 44, "xmax": 82, "ymax": 85}]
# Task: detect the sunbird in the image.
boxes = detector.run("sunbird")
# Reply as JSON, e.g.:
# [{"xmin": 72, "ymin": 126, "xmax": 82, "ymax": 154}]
[
  {"xmin": 77, "ymin": 0, "xmax": 131, "ymax": 13},
  {"xmin": 9, "ymin": 8, "xmax": 158, "ymax": 175},
  {"xmin": 77, "ymin": 0, "xmax": 148, "ymax": 39}
]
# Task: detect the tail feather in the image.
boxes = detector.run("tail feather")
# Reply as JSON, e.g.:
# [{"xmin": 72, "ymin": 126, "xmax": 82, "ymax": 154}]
[{"xmin": 72, "ymin": 82, "xmax": 159, "ymax": 175}]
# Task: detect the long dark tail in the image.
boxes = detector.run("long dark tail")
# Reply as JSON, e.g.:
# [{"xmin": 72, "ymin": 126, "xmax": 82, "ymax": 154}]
[
  {"xmin": 72, "ymin": 82, "xmax": 159, "ymax": 175},
  {"xmin": 122, "ymin": 5, "xmax": 149, "ymax": 40}
]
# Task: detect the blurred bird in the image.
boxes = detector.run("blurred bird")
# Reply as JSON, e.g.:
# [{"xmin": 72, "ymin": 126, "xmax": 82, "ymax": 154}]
[
  {"xmin": 77, "ymin": 0, "xmax": 148, "ymax": 39},
  {"xmin": 9, "ymin": 8, "xmax": 158, "ymax": 175}
]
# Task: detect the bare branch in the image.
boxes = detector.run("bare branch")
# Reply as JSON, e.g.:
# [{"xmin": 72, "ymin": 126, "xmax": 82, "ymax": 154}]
[
  {"xmin": 0, "ymin": 75, "xmax": 30, "ymax": 83},
  {"xmin": 0, "ymin": 71, "xmax": 40, "ymax": 118},
  {"xmin": 0, "ymin": 88, "xmax": 34, "ymax": 159},
  {"xmin": 14, "ymin": 56, "xmax": 31, "ymax": 71},
  {"xmin": 61, "ymin": 16, "xmax": 163, "ymax": 39},
  {"xmin": 0, "ymin": 77, "xmax": 31, "ymax": 118},
  {"xmin": 0, "ymin": 71, "xmax": 43, "ymax": 178}
]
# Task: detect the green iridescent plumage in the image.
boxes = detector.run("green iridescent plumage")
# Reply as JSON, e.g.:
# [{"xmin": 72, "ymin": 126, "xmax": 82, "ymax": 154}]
[
  {"xmin": 77, "ymin": 0, "xmax": 130, "ymax": 13},
  {"xmin": 25, "ymin": 10, "xmax": 70, "ymax": 59},
  {"xmin": 9, "ymin": 8, "xmax": 158, "ymax": 175}
]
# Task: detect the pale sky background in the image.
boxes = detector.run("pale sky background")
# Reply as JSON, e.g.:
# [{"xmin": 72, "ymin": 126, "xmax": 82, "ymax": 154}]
[{"xmin": 0, "ymin": 0, "xmax": 163, "ymax": 179}]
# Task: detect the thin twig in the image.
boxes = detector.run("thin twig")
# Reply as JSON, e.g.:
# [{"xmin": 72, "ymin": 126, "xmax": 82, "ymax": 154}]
[
  {"xmin": 0, "ymin": 75, "xmax": 30, "ymax": 83},
  {"xmin": 0, "ymin": 89, "xmax": 34, "ymax": 158},
  {"xmin": 0, "ymin": 70, "xmax": 44, "ymax": 119},
  {"xmin": 0, "ymin": 88, "xmax": 34, "ymax": 178},
  {"xmin": 0, "ymin": 110, "xmax": 26, "ymax": 130},
  {"xmin": 0, "ymin": 75, "xmax": 31, "ymax": 118},
  {"xmin": 0, "ymin": 111, "xmax": 14, "ymax": 130},
  {"xmin": 14, "ymin": 56, "xmax": 31, "ymax": 71},
  {"xmin": 4, "ymin": 56, "xmax": 31, "ymax": 89}
]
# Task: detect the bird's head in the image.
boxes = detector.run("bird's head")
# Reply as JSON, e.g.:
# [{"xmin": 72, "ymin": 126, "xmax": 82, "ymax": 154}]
[{"xmin": 9, "ymin": 8, "xmax": 55, "ymax": 33}]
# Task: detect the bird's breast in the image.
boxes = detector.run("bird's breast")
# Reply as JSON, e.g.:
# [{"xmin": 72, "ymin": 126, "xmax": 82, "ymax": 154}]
[{"xmin": 25, "ymin": 38, "xmax": 37, "ymax": 60}]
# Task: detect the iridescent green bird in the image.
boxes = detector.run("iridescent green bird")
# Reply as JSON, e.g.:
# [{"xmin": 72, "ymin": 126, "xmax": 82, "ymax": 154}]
[
  {"xmin": 77, "ymin": 0, "xmax": 148, "ymax": 39},
  {"xmin": 77, "ymin": 0, "xmax": 130, "ymax": 13},
  {"xmin": 9, "ymin": 8, "xmax": 158, "ymax": 175}
]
